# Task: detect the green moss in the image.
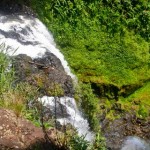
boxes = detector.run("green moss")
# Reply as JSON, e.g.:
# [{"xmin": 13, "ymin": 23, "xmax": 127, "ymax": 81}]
[
  {"xmin": 116, "ymin": 82, "xmax": 150, "ymax": 119},
  {"xmin": 29, "ymin": 0, "xmax": 150, "ymax": 89},
  {"xmin": 47, "ymin": 83, "xmax": 64, "ymax": 96},
  {"xmin": 28, "ymin": 0, "xmax": 150, "ymax": 144}
]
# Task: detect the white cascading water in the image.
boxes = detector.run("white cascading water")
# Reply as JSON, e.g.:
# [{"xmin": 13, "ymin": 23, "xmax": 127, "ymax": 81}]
[
  {"xmin": 0, "ymin": 14, "xmax": 76, "ymax": 79},
  {"xmin": 0, "ymin": 14, "xmax": 93, "ymax": 141},
  {"xmin": 39, "ymin": 96, "xmax": 94, "ymax": 141}
]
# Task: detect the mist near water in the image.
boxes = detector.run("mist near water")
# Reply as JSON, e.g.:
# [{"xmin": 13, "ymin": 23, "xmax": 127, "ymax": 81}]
[{"xmin": 121, "ymin": 136, "xmax": 150, "ymax": 150}]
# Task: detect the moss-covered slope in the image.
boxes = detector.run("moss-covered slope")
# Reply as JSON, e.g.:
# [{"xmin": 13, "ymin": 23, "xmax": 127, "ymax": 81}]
[{"xmin": 28, "ymin": 0, "xmax": 150, "ymax": 122}]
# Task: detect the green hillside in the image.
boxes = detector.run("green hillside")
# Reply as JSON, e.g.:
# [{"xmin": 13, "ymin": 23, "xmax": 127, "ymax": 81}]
[
  {"xmin": 0, "ymin": 0, "xmax": 150, "ymax": 149},
  {"xmin": 29, "ymin": 0, "xmax": 150, "ymax": 122}
]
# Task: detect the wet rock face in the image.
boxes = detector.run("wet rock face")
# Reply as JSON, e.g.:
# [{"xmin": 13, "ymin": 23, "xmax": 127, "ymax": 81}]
[
  {"xmin": 0, "ymin": 1, "xmax": 35, "ymax": 16},
  {"xmin": 101, "ymin": 113, "xmax": 150, "ymax": 150},
  {"xmin": 12, "ymin": 52, "xmax": 74, "ymax": 97},
  {"xmin": 43, "ymin": 99, "xmax": 70, "ymax": 119}
]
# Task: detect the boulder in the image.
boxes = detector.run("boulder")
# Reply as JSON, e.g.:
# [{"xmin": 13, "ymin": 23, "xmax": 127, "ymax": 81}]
[
  {"xmin": 0, "ymin": 1, "xmax": 35, "ymax": 16},
  {"xmin": 12, "ymin": 52, "xmax": 74, "ymax": 97},
  {"xmin": 0, "ymin": 108, "xmax": 63, "ymax": 150},
  {"xmin": 101, "ymin": 113, "xmax": 150, "ymax": 150}
]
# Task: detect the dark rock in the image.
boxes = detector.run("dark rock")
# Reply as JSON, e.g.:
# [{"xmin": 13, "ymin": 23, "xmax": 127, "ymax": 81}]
[
  {"xmin": 0, "ymin": 1, "xmax": 36, "ymax": 16},
  {"xmin": 120, "ymin": 84, "xmax": 142, "ymax": 97},
  {"xmin": 34, "ymin": 51, "xmax": 65, "ymax": 72},
  {"xmin": 101, "ymin": 113, "xmax": 150, "ymax": 150},
  {"xmin": 91, "ymin": 82, "xmax": 143, "ymax": 101},
  {"xmin": 12, "ymin": 52, "xmax": 74, "ymax": 97},
  {"xmin": 91, "ymin": 83, "xmax": 119, "ymax": 101},
  {"xmin": 12, "ymin": 54, "xmax": 35, "ymax": 81}
]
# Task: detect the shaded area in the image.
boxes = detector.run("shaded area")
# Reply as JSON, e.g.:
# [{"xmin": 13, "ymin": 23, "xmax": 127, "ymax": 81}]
[{"xmin": 0, "ymin": 1, "xmax": 35, "ymax": 16}]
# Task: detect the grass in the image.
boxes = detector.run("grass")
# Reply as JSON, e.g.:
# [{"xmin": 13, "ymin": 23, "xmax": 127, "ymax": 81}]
[
  {"xmin": 121, "ymin": 82, "xmax": 150, "ymax": 118},
  {"xmin": 0, "ymin": 45, "xmax": 39, "ymax": 118},
  {"xmin": 29, "ymin": 0, "xmax": 150, "ymax": 125},
  {"xmin": 0, "ymin": 45, "xmax": 107, "ymax": 149}
]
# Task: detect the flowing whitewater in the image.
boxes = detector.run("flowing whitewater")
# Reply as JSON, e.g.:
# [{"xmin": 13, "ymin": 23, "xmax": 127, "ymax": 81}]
[
  {"xmin": 0, "ymin": 14, "xmax": 76, "ymax": 79},
  {"xmin": 39, "ymin": 96, "xmax": 94, "ymax": 141},
  {"xmin": 0, "ymin": 13, "xmax": 93, "ymax": 141}
]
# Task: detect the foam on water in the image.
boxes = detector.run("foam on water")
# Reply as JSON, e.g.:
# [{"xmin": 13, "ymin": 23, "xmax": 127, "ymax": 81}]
[
  {"xmin": 39, "ymin": 96, "xmax": 95, "ymax": 142},
  {"xmin": 0, "ymin": 14, "xmax": 76, "ymax": 80}
]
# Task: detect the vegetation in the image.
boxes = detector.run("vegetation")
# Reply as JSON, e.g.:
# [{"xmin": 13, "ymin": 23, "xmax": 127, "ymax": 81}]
[
  {"xmin": 79, "ymin": 83, "xmax": 99, "ymax": 131},
  {"xmin": 0, "ymin": 0, "xmax": 150, "ymax": 149},
  {"xmin": 29, "ymin": 0, "xmax": 150, "ymax": 121},
  {"xmin": 120, "ymin": 82, "xmax": 150, "ymax": 118},
  {"xmin": 0, "ymin": 44, "xmax": 39, "ymax": 119},
  {"xmin": 0, "ymin": 45, "xmax": 106, "ymax": 149},
  {"xmin": 28, "ymin": 0, "xmax": 150, "ymax": 87}
]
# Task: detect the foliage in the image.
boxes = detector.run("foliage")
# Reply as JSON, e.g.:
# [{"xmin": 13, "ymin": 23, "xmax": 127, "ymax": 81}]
[
  {"xmin": 91, "ymin": 131, "xmax": 106, "ymax": 150},
  {"xmin": 0, "ymin": 46, "xmax": 39, "ymax": 118},
  {"xmin": 79, "ymin": 83, "xmax": 100, "ymax": 131},
  {"xmin": 69, "ymin": 134, "xmax": 90, "ymax": 150},
  {"xmin": 120, "ymin": 82, "xmax": 150, "ymax": 118},
  {"xmin": 29, "ymin": 0, "xmax": 150, "ymax": 146},
  {"xmin": 29, "ymin": 0, "xmax": 150, "ymax": 87},
  {"xmin": 30, "ymin": 0, "xmax": 150, "ymax": 40},
  {"xmin": 60, "ymin": 130, "xmax": 106, "ymax": 150},
  {"xmin": 59, "ymin": 30, "xmax": 149, "ymax": 87},
  {"xmin": 0, "ymin": 44, "xmax": 14, "ymax": 96},
  {"xmin": 47, "ymin": 83, "xmax": 64, "ymax": 96}
]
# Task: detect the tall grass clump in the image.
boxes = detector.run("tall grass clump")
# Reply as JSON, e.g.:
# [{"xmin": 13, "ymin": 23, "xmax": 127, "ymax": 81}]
[
  {"xmin": 0, "ymin": 44, "xmax": 38, "ymax": 117},
  {"xmin": 0, "ymin": 44, "xmax": 14, "ymax": 96},
  {"xmin": 0, "ymin": 45, "xmax": 21, "ymax": 114}
]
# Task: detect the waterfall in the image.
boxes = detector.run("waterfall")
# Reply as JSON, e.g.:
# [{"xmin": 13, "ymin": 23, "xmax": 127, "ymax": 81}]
[
  {"xmin": 0, "ymin": 14, "xmax": 76, "ymax": 80},
  {"xmin": 0, "ymin": 13, "xmax": 93, "ymax": 141},
  {"xmin": 39, "ymin": 96, "xmax": 94, "ymax": 141}
]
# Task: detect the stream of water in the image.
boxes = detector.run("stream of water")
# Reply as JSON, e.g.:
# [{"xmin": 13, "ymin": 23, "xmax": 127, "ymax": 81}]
[
  {"xmin": 39, "ymin": 96, "xmax": 94, "ymax": 141},
  {"xmin": 1, "ymin": 12, "xmax": 149, "ymax": 147},
  {"xmin": 0, "ymin": 13, "xmax": 93, "ymax": 141},
  {"xmin": 0, "ymin": 14, "xmax": 76, "ymax": 79}
]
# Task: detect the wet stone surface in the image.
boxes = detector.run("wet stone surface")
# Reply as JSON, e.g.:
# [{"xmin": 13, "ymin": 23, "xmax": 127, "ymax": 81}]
[
  {"xmin": 12, "ymin": 52, "xmax": 74, "ymax": 97},
  {"xmin": 101, "ymin": 113, "xmax": 150, "ymax": 150}
]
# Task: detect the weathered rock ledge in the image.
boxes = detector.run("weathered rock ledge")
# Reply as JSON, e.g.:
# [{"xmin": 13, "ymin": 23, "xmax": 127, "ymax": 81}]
[
  {"xmin": 0, "ymin": 108, "xmax": 63, "ymax": 150},
  {"xmin": 12, "ymin": 53, "xmax": 74, "ymax": 97}
]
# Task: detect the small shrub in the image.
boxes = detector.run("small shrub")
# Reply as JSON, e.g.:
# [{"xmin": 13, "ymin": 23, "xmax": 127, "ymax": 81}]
[
  {"xmin": 69, "ymin": 134, "xmax": 90, "ymax": 150},
  {"xmin": 91, "ymin": 131, "xmax": 106, "ymax": 150}
]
